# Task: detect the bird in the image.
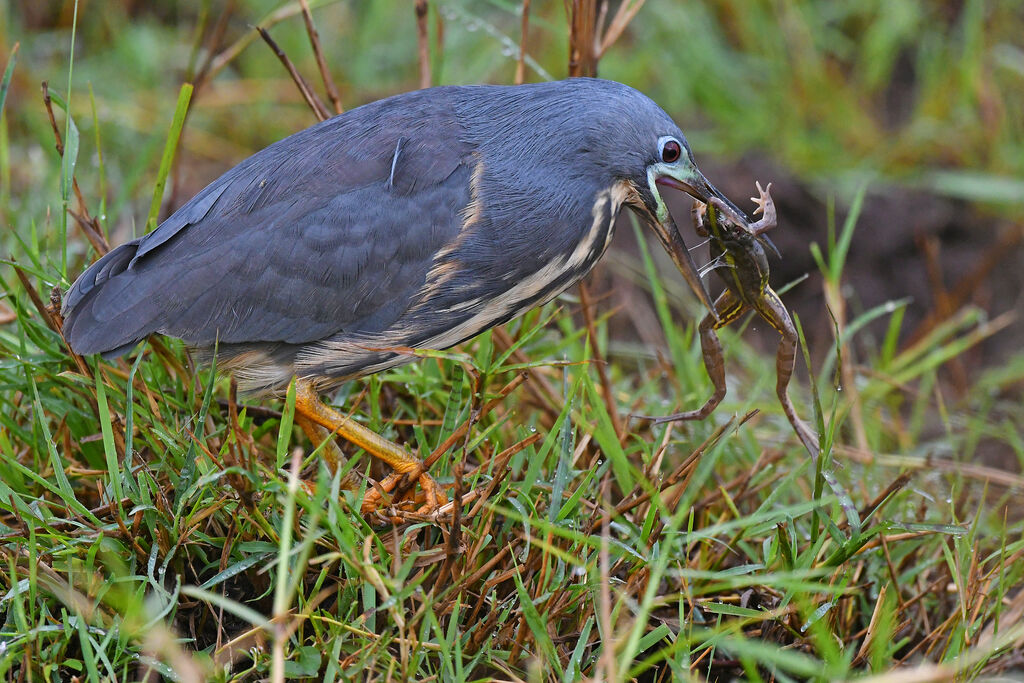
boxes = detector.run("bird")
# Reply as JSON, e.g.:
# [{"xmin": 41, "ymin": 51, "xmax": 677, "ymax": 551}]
[{"xmin": 62, "ymin": 78, "xmax": 744, "ymax": 514}]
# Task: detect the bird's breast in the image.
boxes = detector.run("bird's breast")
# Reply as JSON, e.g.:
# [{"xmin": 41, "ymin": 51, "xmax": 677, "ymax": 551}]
[
  {"xmin": 414, "ymin": 181, "xmax": 626, "ymax": 347},
  {"xmin": 563, "ymin": 181, "xmax": 626, "ymax": 275},
  {"xmin": 493, "ymin": 179, "xmax": 626, "ymax": 312}
]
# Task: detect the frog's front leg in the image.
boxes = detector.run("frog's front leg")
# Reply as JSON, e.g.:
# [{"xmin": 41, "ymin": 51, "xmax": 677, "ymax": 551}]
[
  {"xmin": 747, "ymin": 181, "xmax": 776, "ymax": 236},
  {"xmin": 704, "ymin": 181, "xmax": 776, "ymax": 236},
  {"xmin": 753, "ymin": 287, "xmax": 819, "ymax": 456},
  {"xmin": 691, "ymin": 200, "xmax": 710, "ymax": 237}
]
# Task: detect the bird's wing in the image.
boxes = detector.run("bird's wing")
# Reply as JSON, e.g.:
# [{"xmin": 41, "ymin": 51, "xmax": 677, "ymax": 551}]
[{"xmin": 63, "ymin": 89, "xmax": 475, "ymax": 356}]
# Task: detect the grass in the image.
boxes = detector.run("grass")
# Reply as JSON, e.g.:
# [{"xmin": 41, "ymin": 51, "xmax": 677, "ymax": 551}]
[{"xmin": 2, "ymin": 1, "xmax": 1023, "ymax": 680}]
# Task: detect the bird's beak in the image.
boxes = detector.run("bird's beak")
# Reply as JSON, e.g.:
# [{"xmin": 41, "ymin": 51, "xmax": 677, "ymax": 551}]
[
  {"xmin": 656, "ymin": 168, "xmax": 750, "ymax": 223},
  {"xmin": 645, "ymin": 209, "xmax": 719, "ymax": 317},
  {"xmin": 645, "ymin": 164, "xmax": 746, "ymax": 319}
]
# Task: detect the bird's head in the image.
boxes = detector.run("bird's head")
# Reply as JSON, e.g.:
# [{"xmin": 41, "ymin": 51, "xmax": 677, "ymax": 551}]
[
  {"xmin": 457, "ymin": 79, "xmax": 745, "ymax": 316},
  {"xmin": 576, "ymin": 82, "xmax": 745, "ymax": 316}
]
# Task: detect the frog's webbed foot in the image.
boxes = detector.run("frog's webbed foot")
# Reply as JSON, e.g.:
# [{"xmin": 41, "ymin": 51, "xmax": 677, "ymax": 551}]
[{"xmin": 748, "ymin": 181, "xmax": 776, "ymax": 236}]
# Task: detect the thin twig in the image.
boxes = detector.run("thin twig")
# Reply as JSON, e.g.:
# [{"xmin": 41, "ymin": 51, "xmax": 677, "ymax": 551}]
[
  {"xmin": 857, "ymin": 472, "xmax": 912, "ymax": 523},
  {"xmin": 189, "ymin": 0, "xmax": 235, "ymax": 93},
  {"xmin": 41, "ymin": 81, "xmax": 109, "ymax": 255},
  {"xmin": 908, "ymin": 225, "xmax": 1022, "ymax": 346},
  {"xmin": 598, "ymin": 0, "xmax": 645, "ymax": 57},
  {"xmin": 491, "ymin": 326, "xmax": 563, "ymax": 421},
  {"xmin": 10, "ymin": 263, "xmax": 94, "ymax": 383},
  {"xmin": 255, "ymin": 25, "xmax": 330, "ymax": 121},
  {"xmin": 66, "ymin": 209, "xmax": 110, "ymax": 258},
  {"xmin": 206, "ymin": 4, "xmax": 311, "ymax": 83},
  {"xmin": 515, "ymin": 0, "xmax": 531, "ymax": 85},
  {"xmin": 172, "ymin": 0, "xmax": 236, "ymax": 213},
  {"xmin": 415, "ymin": 0, "xmax": 432, "ymax": 89},
  {"xmin": 424, "ymin": 372, "xmax": 528, "ymax": 469},
  {"xmin": 298, "ymin": 0, "xmax": 343, "ymax": 113}
]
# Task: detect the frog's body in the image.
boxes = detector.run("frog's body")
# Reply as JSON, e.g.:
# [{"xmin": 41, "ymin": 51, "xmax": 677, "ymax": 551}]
[
  {"xmin": 646, "ymin": 182, "xmax": 818, "ymax": 455},
  {"xmin": 706, "ymin": 210, "xmax": 771, "ymax": 306}
]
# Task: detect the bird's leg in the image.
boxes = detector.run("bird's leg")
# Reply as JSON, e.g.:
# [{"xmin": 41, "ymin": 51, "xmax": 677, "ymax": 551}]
[
  {"xmin": 752, "ymin": 288, "xmax": 819, "ymax": 456},
  {"xmin": 292, "ymin": 379, "xmax": 448, "ymax": 514},
  {"xmin": 293, "ymin": 414, "xmax": 358, "ymax": 489},
  {"xmin": 633, "ymin": 290, "xmax": 745, "ymax": 424}
]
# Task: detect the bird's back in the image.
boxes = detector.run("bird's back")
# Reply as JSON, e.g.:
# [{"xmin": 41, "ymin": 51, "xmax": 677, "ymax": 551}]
[
  {"xmin": 62, "ymin": 79, "xmax": 669, "ymax": 393},
  {"xmin": 63, "ymin": 87, "xmax": 474, "ymax": 357}
]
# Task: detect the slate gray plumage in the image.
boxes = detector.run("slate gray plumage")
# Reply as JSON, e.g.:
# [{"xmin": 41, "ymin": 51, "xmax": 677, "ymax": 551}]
[{"xmin": 63, "ymin": 78, "xmax": 735, "ymax": 395}]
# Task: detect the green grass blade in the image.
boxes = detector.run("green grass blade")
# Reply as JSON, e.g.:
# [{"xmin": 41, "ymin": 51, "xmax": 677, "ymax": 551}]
[
  {"xmin": 512, "ymin": 565, "xmax": 563, "ymax": 676},
  {"xmin": 0, "ymin": 43, "xmax": 18, "ymax": 119},
  {"xmin": 94, "ymin": 371, "xmax": 124, "ymax": 504},
  {"xmin": 146, "ymin": 83, "xmax": 194, "ymax": 232}
]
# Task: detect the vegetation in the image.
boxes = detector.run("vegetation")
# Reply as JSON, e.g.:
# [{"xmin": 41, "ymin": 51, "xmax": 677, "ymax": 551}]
[{"xmin": 1, "ymin": 1, "xmax": 1022, "ymax": 680}]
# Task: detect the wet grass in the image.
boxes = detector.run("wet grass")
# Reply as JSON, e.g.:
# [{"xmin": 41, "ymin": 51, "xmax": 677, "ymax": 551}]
[{"xmin": 1, "ymin": 1, "xmax": 1023, "ymax": 680}]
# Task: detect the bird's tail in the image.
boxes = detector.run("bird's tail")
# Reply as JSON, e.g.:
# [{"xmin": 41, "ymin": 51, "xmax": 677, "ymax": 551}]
[{"xmin": 62, "ymin": 238, "xmax": 156, "ymax": 358}]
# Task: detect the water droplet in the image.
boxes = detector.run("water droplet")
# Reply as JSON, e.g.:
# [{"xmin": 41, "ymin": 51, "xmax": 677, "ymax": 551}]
[{"xmin": 465, "ymin": 20, "xmax": 480, "ymax": 31}]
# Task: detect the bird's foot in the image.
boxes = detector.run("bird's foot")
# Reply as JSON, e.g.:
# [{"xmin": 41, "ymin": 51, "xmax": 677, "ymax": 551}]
[{"xmin": 361, "ymin": 465, "xmax": 449, "ymax": 518}]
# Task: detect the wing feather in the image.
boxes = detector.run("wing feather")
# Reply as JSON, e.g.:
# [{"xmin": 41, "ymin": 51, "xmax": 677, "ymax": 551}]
[{"xmin": 63, "ymin": 88, "xmax": 474, "ymax": 357}]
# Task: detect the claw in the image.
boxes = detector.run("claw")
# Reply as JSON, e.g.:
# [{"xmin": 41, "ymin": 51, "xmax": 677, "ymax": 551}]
[{"xmin": 360, "ymin": 467, "xmax": 448, "ymax": 517}]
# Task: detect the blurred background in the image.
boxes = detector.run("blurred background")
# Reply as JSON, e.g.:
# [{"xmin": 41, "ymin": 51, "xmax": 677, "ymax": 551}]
[
  {"xmin": 2, "ymin": 0, "xmax": 1023, "ymax": 453},
  {"xmin": 2, "ymin": 2, "xmax": 1023, "ymax": 676}
]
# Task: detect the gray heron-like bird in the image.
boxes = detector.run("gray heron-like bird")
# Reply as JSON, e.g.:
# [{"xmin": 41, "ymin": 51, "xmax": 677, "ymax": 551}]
[{"xmin": 62, "ymin": 78, "xmax": 743, "ymax": 513}]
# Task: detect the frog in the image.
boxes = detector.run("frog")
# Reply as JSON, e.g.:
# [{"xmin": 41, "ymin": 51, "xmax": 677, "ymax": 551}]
[{"xmin": 641, "ymin": 182, "xmax": 818, "ymax": 456}]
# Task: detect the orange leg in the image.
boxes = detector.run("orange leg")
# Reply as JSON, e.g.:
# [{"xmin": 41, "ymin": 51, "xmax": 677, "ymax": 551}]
[
  {"xmin": 294, "ymin": 414, "xmax": 357, "ymax": 488},
  {"xmin": 293, "ymin": 379, "xmax": 448, "ymax": 514}
]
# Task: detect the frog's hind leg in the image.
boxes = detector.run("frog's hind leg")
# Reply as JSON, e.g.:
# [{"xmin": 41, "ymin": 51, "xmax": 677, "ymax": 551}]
[
  {"xmin": 754, "ymin": 287, "xmax": 819, "ymax": 456},
  {"xmin": 637, "ymin": 290, "xmax": 746, "ymax": 425}
]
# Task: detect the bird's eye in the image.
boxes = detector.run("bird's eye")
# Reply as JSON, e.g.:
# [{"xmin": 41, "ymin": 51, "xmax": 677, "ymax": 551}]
[{"xmin": 661, "ymin": 140, "xmax": 682, "ymax": 164}]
